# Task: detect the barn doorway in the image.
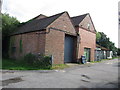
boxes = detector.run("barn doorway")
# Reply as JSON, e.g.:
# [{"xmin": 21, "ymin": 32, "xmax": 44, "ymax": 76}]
[{"xmin": 64, "ymin": 35, "xmax": 76, "ymax": 63}]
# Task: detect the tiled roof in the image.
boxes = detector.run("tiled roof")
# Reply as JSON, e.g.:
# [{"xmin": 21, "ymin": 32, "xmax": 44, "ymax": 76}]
[
  {"xmin": 12, "ymin": 12, "xmax": 65, "ymax": 35},
  {"xmin": 31, "ymin": 14, "xmax": 47, "ymax": 20},
  {"xmin": 71, "ymin": 13, "xmax": 88, "ymax": 26},
  {"xmin": 96, "ymin": 44, "xmax": 109, "ymax": 51}
]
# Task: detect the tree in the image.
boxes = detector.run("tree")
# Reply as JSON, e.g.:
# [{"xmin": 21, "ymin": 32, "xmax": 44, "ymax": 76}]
[
  {"xmin": 96, "ymin": 32, "xmax": 109, "ymax": 48},
  {"xmin": 117, "ymin": 48, "xmax": 120, "ymax": 56},
  {"xmin": 96, "ymin": 32, "xmax": 101, "ymax": 43},
  {"xmin": 2, "ymin": 13, "xmax": 20, "ymax": 37},
  {"xmin": 96, "ymin": 32, "xmax": 117, "ymax": 56},
  {"xmin": 2, "ymin": 13, "xmax": 20, "ymax": 58}
]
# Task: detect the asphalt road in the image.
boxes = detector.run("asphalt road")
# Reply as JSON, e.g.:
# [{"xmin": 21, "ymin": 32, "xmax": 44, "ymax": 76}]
[{"xmin": 1, "ymin": 59, "xmax": 119, "ymax": 88}]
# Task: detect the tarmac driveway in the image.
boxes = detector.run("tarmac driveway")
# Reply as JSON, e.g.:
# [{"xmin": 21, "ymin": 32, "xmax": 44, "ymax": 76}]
[{"xmin": 1, "ymin": 59, "xmax": 119, "ymax": 88}]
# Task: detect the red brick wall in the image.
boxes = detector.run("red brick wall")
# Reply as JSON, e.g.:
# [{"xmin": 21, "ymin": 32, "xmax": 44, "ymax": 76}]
[
  {"xmin": 45, "ymin": 12, "xmax": 76, "ymax": 64},
  {"xmin": 9, "ymin": 31, "xmax": 46, "ymax": 59},
  {"xmin": 77, "ymin": 28, "xmax": 96, "ymax": 61},
  {"xmin": 45, "ymin": 30, "xmax": 65, "ymax": 64}
]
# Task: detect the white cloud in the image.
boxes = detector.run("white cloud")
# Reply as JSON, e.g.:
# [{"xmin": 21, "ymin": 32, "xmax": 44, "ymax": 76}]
[{"xmin": 2, "ymin": 0, "xmax": 119, "ymax": 47}]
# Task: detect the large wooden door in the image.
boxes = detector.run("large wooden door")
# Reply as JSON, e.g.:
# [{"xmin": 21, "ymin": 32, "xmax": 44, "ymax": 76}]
[{"xmin": 64, "ymin": 35, "xmax": 74, "ymax": 63}]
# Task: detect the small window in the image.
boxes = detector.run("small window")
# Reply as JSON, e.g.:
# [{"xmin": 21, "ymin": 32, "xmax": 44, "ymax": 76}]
[
  {"xmin": 87, "ymin": 23, "xmax": 90, "ymax": 30},
  {"xmin": 11, "ymin": 47, "xmax": 16, "ymax": 53},
  {"xmin": 19, "ymin": 39, "xmax": 23, "ymax": 53}
]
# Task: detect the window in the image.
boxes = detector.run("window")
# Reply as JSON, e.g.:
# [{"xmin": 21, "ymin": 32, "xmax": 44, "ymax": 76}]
[
  {"xmin": 87, "ymin": 23, "xmax": 90, "ymax": 30},
  {"xmin": 19, "ymin": 39, "xmax": 23, "ymax": 53},
  {"xmin": 11, "ymin": 47, "xmax": 16, "ymax": 53}
]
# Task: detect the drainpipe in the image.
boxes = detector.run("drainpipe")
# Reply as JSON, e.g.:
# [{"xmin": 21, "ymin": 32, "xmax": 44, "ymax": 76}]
[
  {"xmin": 75, "ymin": 25, "xmax": 81, "ymax": 63},
  {"xmin": 36, "ymin": 27, "xmax": 77, "ymax": 36},
  {"xmin": 76, "ymin": 33, "xmax": 80, "ymax": 62},
  {"xmin": 51, "ymin": 55, "xmax": 53, "ymax": 65}
]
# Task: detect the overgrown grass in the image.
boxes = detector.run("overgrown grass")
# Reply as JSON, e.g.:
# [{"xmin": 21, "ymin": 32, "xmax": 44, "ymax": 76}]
[
  {"xmin": 112, "ymin": 56, "xmax": 120, "ymax": 59},
  {"xmin": 52, "ymin": 64, "xmax": 69, "ymax": 70},
  {"xmin": 3, "ymin": 56, "xmax": 119, "ymax": 70},
  {"xmin": 2, "ymin": 58, "xmax": 70, "ymax": 70},
  {"xmin": 2, "ymin": 58, "xmax": 52, "ymax": 70},
  {"xmin": 118, "ymin": 56, "xmax": 120, "ymax": 59}
]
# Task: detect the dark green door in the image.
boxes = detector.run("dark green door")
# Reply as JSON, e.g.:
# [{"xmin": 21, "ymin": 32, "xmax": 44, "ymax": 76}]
[{"xmin": 84, "ymin": 48, "xmax": 90, "ymax": 62}]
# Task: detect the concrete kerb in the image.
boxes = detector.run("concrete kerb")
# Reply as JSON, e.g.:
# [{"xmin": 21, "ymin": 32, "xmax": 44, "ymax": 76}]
[{"xmin": 1, "ymin": 70, "xmax": 56, "ymax": 73}]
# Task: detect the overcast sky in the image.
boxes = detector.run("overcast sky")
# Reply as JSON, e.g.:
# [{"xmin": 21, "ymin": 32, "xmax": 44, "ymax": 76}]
[{"xmin": 1, "ymin": 0, "xmax": 119, "ymax": 48}]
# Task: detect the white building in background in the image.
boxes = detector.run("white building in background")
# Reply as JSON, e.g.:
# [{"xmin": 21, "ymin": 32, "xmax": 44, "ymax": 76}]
[{"xmin": 107, "ymin": 51, "xmax": 113, "ymax": 59}]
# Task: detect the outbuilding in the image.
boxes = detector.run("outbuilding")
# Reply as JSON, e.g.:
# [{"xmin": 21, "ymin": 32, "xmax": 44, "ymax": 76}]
[
  {"xmin": 9, "ymin": 12, "xmax": 77, "ymax": 64},
  {"xmin": 9, "ymin": 11, "xmax": 96, "ymax": 64},
  {"xmin": 95, "ymin": 44, "xmax": 111, "ymax": 61}
]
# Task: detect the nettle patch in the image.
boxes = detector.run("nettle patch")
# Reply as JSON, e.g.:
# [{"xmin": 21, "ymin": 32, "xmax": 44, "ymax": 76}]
[
  {"xmin": 19, "ymin": 37, "xmax": 23, "ymax": 53},
  {"xmin": 9, "ymin": 36, "xmax": 23, "ymax": 54},
  {"xmin": 9, "ymin": 36, "xmax": 16, "ymax": 54}
]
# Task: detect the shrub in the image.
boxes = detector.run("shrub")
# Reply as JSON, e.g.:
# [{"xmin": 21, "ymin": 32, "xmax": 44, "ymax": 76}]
[
  {"xmin": 23, "ymin": 53, "xmax": 52, "ymax": 69},
  {"xmin": 24, "ymin": 53, "xmax": 37, "ymax": 65}
]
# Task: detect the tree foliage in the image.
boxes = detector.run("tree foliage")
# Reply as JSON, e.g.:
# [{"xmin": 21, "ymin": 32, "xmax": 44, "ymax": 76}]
[
  {"xmin": 117, "ymin": 48, "xmax": 120, "ymax": 56},
  {"xmin": 2, "ymin": 13, "xmax": 20, "ymax": 37},
  {"xmin": 96, "ymin": 32, "xmax": 101, "ymax": 42},
  {"xmin": 2, "ymin": 13, "xmax": 20, "ymax": 58},
  {"xmin": 96, "ymin": 32, "xmax": 117, "ymax": 56}
]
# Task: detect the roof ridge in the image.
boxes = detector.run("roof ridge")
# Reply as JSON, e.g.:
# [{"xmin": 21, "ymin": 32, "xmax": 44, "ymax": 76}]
[
  {"xmin": 71, "ymin": 13, "xmax": 88, "ymax": 18},
  {"xmin": 28, "ymin": 14, "xmax": 47, "ymax": 21},
  {"xmin": 20, "ymin": 11, "xmax": 65, "ymax": 26},
  {"xmin": 42, "ymin": 11, "xmax": 66, "ymax": 19},
  {"xmin": 49, "ymin": 11, "xmax": 66, "ymax": 17},
  {"xmin": 34, "ymin": 14, "xmax": 47, "ymax": 19},
  {"xmin": 30, "ymin": 11, "xmax": 65, "ymax": 22}
]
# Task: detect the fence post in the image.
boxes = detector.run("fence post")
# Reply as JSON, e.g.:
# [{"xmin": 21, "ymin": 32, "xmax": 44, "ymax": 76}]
[{"xmin": 50, "ymin": 55, "xmax": 53, "ymax": 66}]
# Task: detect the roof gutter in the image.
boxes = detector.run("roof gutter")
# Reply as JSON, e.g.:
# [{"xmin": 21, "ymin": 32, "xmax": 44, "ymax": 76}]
[
  {"xmin": 10, "ymin": 27, "xmax": 77, "ymax": 36},
  {"xmin": 10, "ymin": 29, "xmax": 46, "ymax": 36},
  {"xmin": 48, "ymin": 27, "xmax": 77, "ymax": 36}
]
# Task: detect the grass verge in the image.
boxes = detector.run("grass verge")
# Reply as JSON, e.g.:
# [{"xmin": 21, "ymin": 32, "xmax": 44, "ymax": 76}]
[
  {"xmin": 2, "ymin": 58, "xmax": 70, "ymax": 70},
  {"xmin": 51, "ymin": 64, "xmax": 69, "ymax": 70},
  {"xmin": 91, "ymin": 56, "xmax": 119, "ymax": 63},
  {"xmin": 2, "ymin": 58, "xmax": 52, "ymax": 70}
]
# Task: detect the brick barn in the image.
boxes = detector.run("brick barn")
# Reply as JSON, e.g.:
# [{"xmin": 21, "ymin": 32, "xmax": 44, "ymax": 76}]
[{"xmin": 9, "ymin": 11, "xmax": 96, "ymax": 64}]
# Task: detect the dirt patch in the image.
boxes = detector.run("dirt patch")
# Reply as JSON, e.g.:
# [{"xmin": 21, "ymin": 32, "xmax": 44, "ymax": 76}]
[
  {"xmin": 104, "ymin": 82, "xmax": 118, "ymax": 88},
  {"xmin": 81, "ymin": 74, "xmax": 91, "ymax": 83},
  {"xmin": 81, "ymin": 74, "xmax": 90, "ymax": 79},
  {"xmin": 81, "ymin": 79, "xmax": 90, "ymax": 82},
  {"xmin": 2, "ymin": 71, "xmax": 14, "ymax": 74},
  {"xmin": 2, "ymin": 77, "xmax": 23, "ymax": 86}
]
